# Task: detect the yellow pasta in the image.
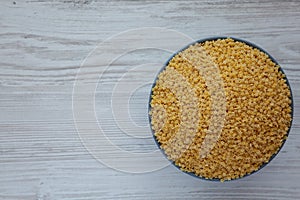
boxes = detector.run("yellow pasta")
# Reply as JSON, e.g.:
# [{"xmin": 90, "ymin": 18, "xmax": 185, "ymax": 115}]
[{"xmin": 150, "ymin": 38, "xmax": 292, "ymax": 181}]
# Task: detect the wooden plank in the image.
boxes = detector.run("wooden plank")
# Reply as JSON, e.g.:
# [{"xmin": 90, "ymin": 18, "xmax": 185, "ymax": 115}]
[{"xmin": 0, "ymin": 0, "xmax": 300, "ymax": 199}]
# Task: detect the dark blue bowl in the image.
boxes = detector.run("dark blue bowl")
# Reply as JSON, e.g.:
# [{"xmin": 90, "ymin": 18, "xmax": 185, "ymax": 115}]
[{"xmin": 148, "ymin": 37, "xmax": 294, "ymax": 181}]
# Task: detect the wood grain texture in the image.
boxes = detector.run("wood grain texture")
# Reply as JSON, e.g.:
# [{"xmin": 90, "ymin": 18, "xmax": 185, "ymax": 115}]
[{"xmin": 1, "ymin": 0, "xmax": 300, "ymax": 199}]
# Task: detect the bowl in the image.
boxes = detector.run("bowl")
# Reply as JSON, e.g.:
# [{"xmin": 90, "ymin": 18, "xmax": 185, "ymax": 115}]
[{"xmin": 148, "ymin": 37, "xmax": 293, "ymax": 181}]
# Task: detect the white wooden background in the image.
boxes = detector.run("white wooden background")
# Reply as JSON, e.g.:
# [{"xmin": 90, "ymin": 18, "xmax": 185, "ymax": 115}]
[{"xmin": 1, "ymin": 0, "xmax": 300, "ymax": 199}]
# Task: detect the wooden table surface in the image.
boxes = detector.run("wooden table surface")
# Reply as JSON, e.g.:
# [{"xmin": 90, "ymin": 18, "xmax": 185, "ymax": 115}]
[{"xmin": 1, "ymin": 0, "xmax": 300, "ymax": 199}]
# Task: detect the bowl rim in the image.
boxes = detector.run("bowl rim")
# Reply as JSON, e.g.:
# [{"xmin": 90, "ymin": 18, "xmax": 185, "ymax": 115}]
[{"xmin": 147, "ymin": 36, "xmax": 294, "ymax": 182}]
